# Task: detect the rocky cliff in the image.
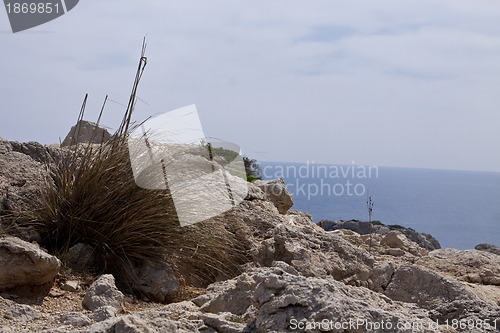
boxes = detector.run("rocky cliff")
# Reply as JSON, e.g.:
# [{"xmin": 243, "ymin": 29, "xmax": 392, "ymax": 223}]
[{"xmin": 0, "ymin": 137, "xmax": 499, "ymax": 333}]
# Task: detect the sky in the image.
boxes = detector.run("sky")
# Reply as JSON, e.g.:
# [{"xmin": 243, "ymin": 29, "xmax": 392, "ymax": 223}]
[{"xmin": 1, "ymin": 0, "xmax": 499, "ymax": 172}]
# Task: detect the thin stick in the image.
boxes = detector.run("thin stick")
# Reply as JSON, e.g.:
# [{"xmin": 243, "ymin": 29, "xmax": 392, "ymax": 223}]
[{"xmin": 118, "ymin": 37, "xmax": 148, "ymax": 138}]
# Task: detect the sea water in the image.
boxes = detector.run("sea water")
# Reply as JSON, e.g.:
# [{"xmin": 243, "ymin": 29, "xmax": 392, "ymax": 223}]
[{"xmin": 260, "ymin": 161, "xmax": 500, "ymax": 250}]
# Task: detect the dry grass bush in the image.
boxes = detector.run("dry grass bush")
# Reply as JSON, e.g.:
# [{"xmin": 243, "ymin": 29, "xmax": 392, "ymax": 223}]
[
  {"xmin": 31, "ymin": 136, "xmax": 250, "ymax": 295},
  {"xmin": 12, "ymin": 40, "xmax": 251, "ymax": 298}
]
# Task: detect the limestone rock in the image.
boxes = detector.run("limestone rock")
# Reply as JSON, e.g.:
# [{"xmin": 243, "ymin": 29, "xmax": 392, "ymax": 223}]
[
  {"xmin": 60, "ymin": 312, "xmax": 92, "ymax": 327},
  {"xmin": 0, "ymin": 140, "xmax": 49, "ymax": 214},
  {"xmin": 199, "ymin": 265, "xmax": 437, "ymax": 333},
  {"xmin": 3, "ymin": 303, "xmax": 40, "ymax": 323},
  {"xmin": 429, "ymin": 300, "xmax": 500, "ymax": 332},
  {"xmin": 245, "ymin": 181, "xmax": 266, "ymax": 201},
  {"xmin": 253, "ymin": 178, "xmax": 293, "ymax": 214},
  {"xmin": 381, "ymin": 230, "xmax": 407, "ymax": 248},
  {"xmin": 61, "ymin": 120, "xmax": 112, "ymax": 147},
  {"xmin": 199, "ymin": 312, "xmax": 246, "ymax": 333},
  {"xmin": 370, "ymin": 262, "xmax": 395, "ymax": 292},
  {"xmin": 420, "ymin": 249, "xmax": 500, "ymax": 286},
  {"xmin": 130, "ymin": 260, "xmax": 180, "ymax": 302},
  {"xmin": 8, "ymin": 141, "xmax": 56, "ymax": 164},
  {"xmin": 83, "ymin": 274, "xmax": 125, "ymax": 311},
  {"xmin": 61, "ymin": 280, "xmax": 80, "ymax": 292},
  {"xmin": 85, "ymin": 310, "xmax": 203, "ymax": 333},
  {"xmin": 381, "ymin": 231, "xmax": 429, "ymax": 256},
  {"xmin": 0, "ymin": 236, "xmax": 60, "ymax": 291},
  {"xmin": 90, "ymin": 306, "xmax": 118, "ymax": 322},
  {"xmin": 62, "ymin": 243, "xmax": 96, "ymax": 272},
  {"xmin": 384, "ymin": 264, "xmax": 480, "ymax": 308},
  {"xmin": 253, "ymin": 221, "xmax": 374, "ymax": 286}
]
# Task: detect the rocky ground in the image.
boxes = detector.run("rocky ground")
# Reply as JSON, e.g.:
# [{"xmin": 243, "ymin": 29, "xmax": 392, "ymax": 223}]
[{"xmin": 1, "ymin": 137, "xmax": 499, "ymax": 332}]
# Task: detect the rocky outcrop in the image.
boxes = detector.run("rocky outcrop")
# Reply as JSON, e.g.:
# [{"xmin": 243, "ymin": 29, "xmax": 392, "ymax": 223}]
[
  {"xmin": 253, "ymin": 217, "xmax": 374, "ymax": 286},
  {"xmin": 61, "ymin": 120, "xmax": 112, "ymax": 147},
  {"xmin": 418, "ymin": 248, "xmax": 500, "ymax": 286},
  {"xmin": 0, "ymin": 139, "xmax": 49, "ymax": 214},
  {"xmin": 60, "ymin": 264, "xmax": 492, "ymax": 333},
  {"xmin": 1, "ymin": 137, "xmax": 500, "ymax": 332},
  {"xmin": 196, "ymin": 265, "xmax": 438, "ymax": 333},
  {"xmin": 253, "ymin": 178, "xmax": 294, "ymax": 214},
  {"xmin": 0, "ymin": 236, "xmax": 60, "ymax": 291},
  {"xmin": 319, "ymin": 219, "xmax": 441, "ymax": 250},
  {"xmin": 330, "ymin": 228, "xmax": 428, "ymax": 258},
  {"xmin": 476, "ymin": 243, "xmax": 500, "ymax": 256}
]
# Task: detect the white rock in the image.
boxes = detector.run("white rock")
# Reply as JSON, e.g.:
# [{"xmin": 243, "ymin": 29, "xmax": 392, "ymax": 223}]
[
  {"xmin": 82, "ymin": 274, "xmax": 124, "ymax": 311},
  {"xmin": 0, "ymin": 236, "xmax": 60, "ymax": 291},
  {"xmin": 254, "ymin": 178, "xmax": 294, "ymax": 214},
  {"xmin": 3, "ymin": 303, "xmax": 40, "ymax": 323},
  {"xmin": 90, "ymin": 306, "xmax": 118, "ymax": 322},
  {"xmin": 61, "ymin": 280, "xmax": 79, "ymax": 292},
  {"xmin": 60, "ymin": 312, "xmax": 92, "ymax": 327}
]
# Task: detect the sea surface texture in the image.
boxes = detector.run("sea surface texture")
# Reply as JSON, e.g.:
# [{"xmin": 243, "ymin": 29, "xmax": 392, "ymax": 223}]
[{"xmin": 261, "ymin": 161, "xmax": 500, "ymax": 250}]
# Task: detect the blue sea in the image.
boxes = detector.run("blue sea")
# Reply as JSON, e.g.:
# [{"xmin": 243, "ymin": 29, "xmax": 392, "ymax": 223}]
[{"xmin": 260, "ymin": 162, "xmax": 500, "ymax": 250}]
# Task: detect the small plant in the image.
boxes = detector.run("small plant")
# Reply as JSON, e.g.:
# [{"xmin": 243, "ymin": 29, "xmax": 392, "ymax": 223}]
[
  {"xmin": 243, "ymin": 156, "xmax": 262, "ymax": 182},
  {"xmin": 367, "ymin": 195, "xmax": 374, "ymax": 223},
  {"xmin": 367, "ymin": 194, "xmax": 374, "ymax": 252}
]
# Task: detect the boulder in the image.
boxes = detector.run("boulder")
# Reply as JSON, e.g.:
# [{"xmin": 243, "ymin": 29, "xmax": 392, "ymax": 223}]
[
  {"xmin": 0, "ymin": 236, "xmax": 60, "ymax": 291},
  {"xmin": 60, "ymin": 120, "xmax": 112, "ymax": 147},
  {"xmin": 83, "ymin": 274, "xmax": 125, "ymax": 311},
  {"xmin": 0, "ymin": 139, "xmax": 49, "ymax": 214},
  {"xmin": 62, "ymin": 243, "xmax": 96, "ymax": 272},
  {"xmin": 380, "ymin": 231, "xmax": 429, "ymax": 256},
  {"xmin": 318, "ymin": 219, "xmax": 441, "ymax": 251},
  {"xmin": 245, "ymin": 181, "xmax": 266, "ymax": 201},
  {"xmin": 384, "ymin": 264, "xmax": 480, "ymax": 308},
  {"xmin": 253, "ymin": 178, "xmax": 293, "ymax": 214},
  {"xmin": 130, "ymin": 260, "xmax": 180, "ymax": 302}
]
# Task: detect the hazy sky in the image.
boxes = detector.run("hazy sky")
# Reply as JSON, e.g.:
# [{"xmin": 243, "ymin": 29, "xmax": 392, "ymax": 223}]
[{"xmin": 1, "ymin": 1, "xmax": 499, "ymax": 172}]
